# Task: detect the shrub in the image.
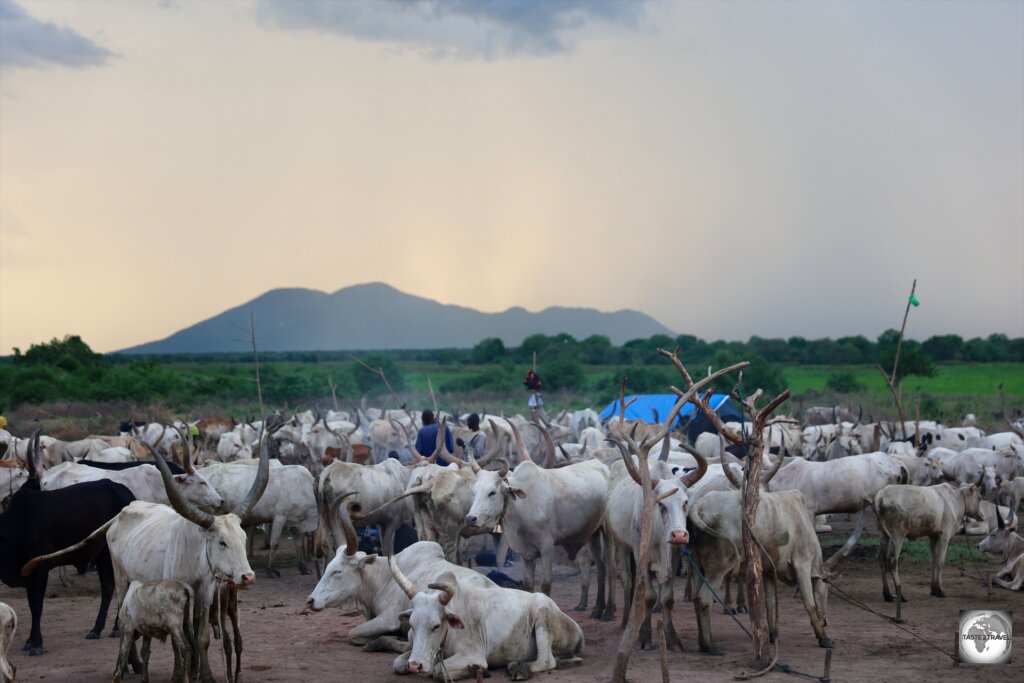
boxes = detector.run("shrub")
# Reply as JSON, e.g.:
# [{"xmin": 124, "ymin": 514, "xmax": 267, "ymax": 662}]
[{"xmin": 825, "ymin": 371, "xmax": 865, "ymax": 394}]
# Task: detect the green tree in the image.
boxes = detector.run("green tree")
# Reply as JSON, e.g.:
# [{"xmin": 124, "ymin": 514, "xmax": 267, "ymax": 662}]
[
  {"xmin": 469, "ymin": 337, "xmax": 506, "ymax": 364},
  {"xmin": 825, "ymin": 371, "xmax": 865, "ymax": 393},
  {"xmin": 540, "ymin": 357, "xmax": 584, "ymax": 391}
]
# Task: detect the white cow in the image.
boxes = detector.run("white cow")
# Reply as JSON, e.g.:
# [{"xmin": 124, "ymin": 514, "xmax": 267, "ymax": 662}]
[
  {"xmin": 318, "ymin": 459, "xmax": 413, "ymax": 557},
  {"xmin": 0, "ymin": 601, "xmax": 15, "ymax": 683},
  {"xmin": 103, "ymin": 446, "xmax": 269, "ymax": 683},
  {"xmin": 200, "ymin": 462, "xmax": 318, "ymax": 576},
  {"xmin": 463, "ymin": 420, "xmax": 611, "ymax": 618},
  {"xmin": 874, "ymin": 482, "xmax": 982, "ymax": 600},
  {"xmin": 42, "ymin": 461, "xmax": 223, "ymax": 510},
  {"xmin": 978, "ymin": 510, "xmax": 1024, "ymax": 591},
  {"xmin": 389, "ymin": 556, "xmax": 584, "ymax": 681}
]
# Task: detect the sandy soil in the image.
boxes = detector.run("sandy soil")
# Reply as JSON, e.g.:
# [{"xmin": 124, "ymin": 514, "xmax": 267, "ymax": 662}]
[{"xmin": 2, "ymin": 518, "xmax": 1021, "ymax": 683}]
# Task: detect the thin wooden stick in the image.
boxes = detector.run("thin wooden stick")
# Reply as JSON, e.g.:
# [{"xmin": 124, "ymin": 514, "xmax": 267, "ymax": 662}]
[
  {"xmin": 657, "ymin": 617, "xmax": 671, "ymax": 683},
  {"xmin": 249, "ymin": 313, "xmax": 264, "ymax": 417},
  {"xmin": 427, "ymin": 376, "xmax": 438, "ymax": 415}
]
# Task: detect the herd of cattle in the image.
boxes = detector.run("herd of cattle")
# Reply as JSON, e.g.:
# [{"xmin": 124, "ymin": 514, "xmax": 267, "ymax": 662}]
[{"xmin": 1, "ymin": 403, "xmax": 1023, "ymax": 682}]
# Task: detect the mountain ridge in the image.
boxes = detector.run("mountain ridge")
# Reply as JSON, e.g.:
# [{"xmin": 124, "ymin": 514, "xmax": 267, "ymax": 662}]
[{"xmin": 117, "ymin": 282, "xmax": 675, "ymax": 354}]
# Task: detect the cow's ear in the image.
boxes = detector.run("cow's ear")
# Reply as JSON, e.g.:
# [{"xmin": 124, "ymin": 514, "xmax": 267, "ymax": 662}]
[
  {"xmin": 173, "ymin": 474, "xmax": 187, "ymax": 482},
  {"xmin": 445, "ymin": 611, "xmax": 465, "ymax": 629},
  {"xmin": 509, "ymin": 487, "xmax": 527, "ymax": 499},
  {"xmin": 398, "ymin": 609, "xmax": 412, "ymax": 624},
  {"xmin": 360, "ymin": 555, "xmax": 378, "ymax": 567}
]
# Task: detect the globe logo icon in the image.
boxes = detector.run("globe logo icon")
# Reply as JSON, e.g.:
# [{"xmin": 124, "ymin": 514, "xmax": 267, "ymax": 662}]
[{"xmin": 959, "ymin": 610, "xmax": 1012, "ymax": 664}]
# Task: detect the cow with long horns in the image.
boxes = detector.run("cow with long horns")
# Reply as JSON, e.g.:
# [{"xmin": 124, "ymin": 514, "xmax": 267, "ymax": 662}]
[{"xmin": 22, "ymin": 421, "xmax": 272, "ymax": 682}]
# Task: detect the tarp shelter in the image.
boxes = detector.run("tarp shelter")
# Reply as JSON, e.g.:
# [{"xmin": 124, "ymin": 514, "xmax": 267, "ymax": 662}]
[{"xmin": 598, "ymin": 393, "xmax": 747, "ymax": 443}]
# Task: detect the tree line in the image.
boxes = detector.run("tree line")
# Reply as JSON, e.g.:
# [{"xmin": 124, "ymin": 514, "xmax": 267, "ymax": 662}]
[{"xmin": 0, "ymin": 330, "xmax": 1020, "ymax": 409}]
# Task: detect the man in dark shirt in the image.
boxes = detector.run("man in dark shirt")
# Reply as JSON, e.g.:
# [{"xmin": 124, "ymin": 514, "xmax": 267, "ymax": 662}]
[{"xmin": 415, "ymin": 409, "xmax": 454, "ymax": 465}]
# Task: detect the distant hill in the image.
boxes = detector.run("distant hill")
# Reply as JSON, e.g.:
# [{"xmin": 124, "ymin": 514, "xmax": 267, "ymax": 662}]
[{"xmin": 117, "ymin": 282, "xmax": 676, "ymax": 354}]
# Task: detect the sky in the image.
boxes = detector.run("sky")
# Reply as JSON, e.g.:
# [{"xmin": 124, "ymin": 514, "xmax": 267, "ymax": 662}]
[{"xmin": 1, "ymin": 0, "xmax": 1022, "ymax": 354}]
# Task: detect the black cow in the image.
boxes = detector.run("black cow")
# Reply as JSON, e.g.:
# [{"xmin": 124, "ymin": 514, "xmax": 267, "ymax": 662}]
[
  {"xmin": 0, "ymin": 435, "xmax": 135, "ymax": 655},
  {"xmin": 80, "ymin": 459, "xmax": 186, "ymax": 475}
]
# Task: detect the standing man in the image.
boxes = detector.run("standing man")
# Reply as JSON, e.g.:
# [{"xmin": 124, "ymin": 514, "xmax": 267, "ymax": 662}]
[
  {"xmin": 415, "ymin": 410, "xmax": 454, "ymax": 466},
  {"xmin": 456, "ymin": 413, "xmax": 487, "ymax": 460}
]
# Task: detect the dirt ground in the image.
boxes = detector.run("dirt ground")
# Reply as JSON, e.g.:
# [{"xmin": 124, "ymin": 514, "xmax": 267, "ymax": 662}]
[{"xmin": 2, "ymin": 517, "xmax": 1021, "ymax": 683}]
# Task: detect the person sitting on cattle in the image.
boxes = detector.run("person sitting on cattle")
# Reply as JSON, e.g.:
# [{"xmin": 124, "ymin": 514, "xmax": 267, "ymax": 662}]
[
  {"xmin": 456, "ymin": 413, "xmax": 487, "ymax": 461},
  {"xmin": 415, "ymin": 410, "xmax": 455, "ymax": 466}
]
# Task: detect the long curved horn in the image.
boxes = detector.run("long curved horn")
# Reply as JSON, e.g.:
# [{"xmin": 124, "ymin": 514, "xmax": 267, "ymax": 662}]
[
  {"xmin": 144, "ymin": 441, "xmax": 215, "ymax": 529},
  {"xmin": 497, "ymin": 457, "xmax": 510, "ymax": 478},
  {"xmin": 233, "ymin": 422, "xmax": 271, "ymax": 520},
  {"xmin": 336, "ymin": 492, "xmax": 360, "ymax": 556},
  {"xmin": 658, "ymin": 432, "xmax": 672, "ymax": 462},
  {"xmin": 530, "ymin": 422, "xmax": 556, "ymax": 469},
  {"xmin": 474, "ymin": 428, "xmax": 506, "ymax": 468},
  {"xmin": 996, "ymin": 501, "xmax": 1006, "ymax": 530},
  {"xmin": 424, "ymin": 416, "xmax": 448, "ymax": 464},
  {"xmin": 680, "ymin": 447, "xmax": 708, "ymax": 488},
  {"xmin": 389, "ymin": 554, "xmax": 419, "ymax": 599},
  {"xmin": 721, "ymin": 460, "xmax": 743, "ymax": 489},
  {"xmin": 503, "ymin": 418, "xmax": 530, "ymax": 465},
  {"xmin": 27, "ymin": 429, "xmax": 43, "ymax": 479},
  {"xmin": 606, "ymin": 438, "xmax": 643, "ymax": 487}
]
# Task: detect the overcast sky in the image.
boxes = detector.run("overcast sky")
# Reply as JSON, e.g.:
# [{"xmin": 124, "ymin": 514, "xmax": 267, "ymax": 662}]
[{"xmin": 1, "ymin": 0, "xmax": 1021, "ymax": 353}]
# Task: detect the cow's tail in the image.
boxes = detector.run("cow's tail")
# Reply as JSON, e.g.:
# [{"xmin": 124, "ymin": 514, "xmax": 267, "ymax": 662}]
[
  {"xmin": 314, "ymin": 476, "xmax": 332, "ymax": 559},
  {"xmin": 19, "ymin": 516, "xmax": 118, "ymax": 576},
  {"xmin": 870, "ymin": 494, "xmax": 893, "ymax": 571},
  {"xmin": 688, "ymin": 503, "xmax": 741, "ymax": 566}
]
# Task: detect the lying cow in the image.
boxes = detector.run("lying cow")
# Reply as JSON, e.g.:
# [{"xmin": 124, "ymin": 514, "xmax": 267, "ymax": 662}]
[
  {"xmin": 306, "ymin": 500, "xmax": 493, "ymax": 651},
  {"xmin": 389, "ymin": 556, "xmax": 584, "ymax": 681},
  {"xmin": 978, "ymin": 509, "xmax": 1024, "ymax": 591},
  {"xmin": 874, "ymin": 482, "xmax": 981, "ymax": 601},
  {"xmin": 113, "ymin": 580, "xmax": 196, "ymax": 683},
  {"xmin": 1, "ymin": 601, "xmax": 15, "ymax": 683}
]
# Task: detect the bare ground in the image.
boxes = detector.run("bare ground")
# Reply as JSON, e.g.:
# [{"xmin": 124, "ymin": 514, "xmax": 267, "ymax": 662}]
[{"xmin": 2, "ymin": 519, "xmax": 1021, "ymax": 683}]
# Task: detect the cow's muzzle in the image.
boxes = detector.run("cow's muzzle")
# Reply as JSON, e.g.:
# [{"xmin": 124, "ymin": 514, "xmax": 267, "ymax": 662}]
[{"xmin": 669, "ymin": 530, "xmax": 689, "ymax": 546}]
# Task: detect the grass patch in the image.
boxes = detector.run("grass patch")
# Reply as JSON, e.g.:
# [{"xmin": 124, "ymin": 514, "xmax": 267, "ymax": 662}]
[{"xmin": 820, "ymin": 535, "xmax": 984, "ymax": 565}]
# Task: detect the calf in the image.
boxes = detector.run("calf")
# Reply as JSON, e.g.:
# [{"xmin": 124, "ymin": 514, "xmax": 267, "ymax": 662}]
[
  {"xmin": 1, "ymin": 602, "xmax": 15, "ymax": 683},
  {"xmin": 389, "ymin": 557, "xmax": 584, "ymax": 681},
  {"xmin": 874, "ymin": 482, "xmax": 981, "ymax": 601},
  {"xmin": 113, "ymin": 580, "xmax": 196, "ymax": 683}
]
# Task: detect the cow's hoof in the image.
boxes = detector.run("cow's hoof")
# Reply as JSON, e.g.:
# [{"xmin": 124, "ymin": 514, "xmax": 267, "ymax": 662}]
[
  {"xmin": 700, "ymin": 644, "xmax": 725, "ymax": 656},
  {"xmin": 85, "ymin": 630, "xmax": 101, "ymax": 640},
  {"xmin": 362, "ymin": 638, "xmax": 391, "ymax": 653},
  {"xmin": 507, "ymin": 662, "xmax": 532, "ymax": 680},
  {"xmin": 723, "ymin": 607, "xmax": 737, "ymax": 616},
  {"xmin": 110, "ymin": 627, "xmax": 121, "ymax": 638},
  {"xmin": 639, "ymin": 636, "xmax": 653, "ymax": 650},
  {"xmin": 819, "ymin": 637, "xmax": 835, "ymax": 649},
  {"xmin": 574, "ymin": 601, "xmax": 587, "ymax": 611},
  {"xmin": 883, "ymin": 594, "xmax": 894, "ymax": 603},
  {"xmin": 21, "ymin": 640, "xmax": 31, "ymax": 652},
  {"xmin": 667, "ymin": 638, "xmax": 685, "ymax": 653},
  {"xmin": 266, "ymin": 568, "xmax": 281, "ymax": 578},
  {"xmin": 930, "ymin": 588, "xmax": 945, "ymax": 598},
  {"xmin": 467, "ymin": 664, "xmax": 491, "ymax": 678},
  {"xmin": 738, "ymin": 606, "xmax": 748, "ymax": 614},
  {"xmin": 28, "ymin": 646, "xmax": 44, "ymax": 656},
  {"xmin": 298, "ymin": 566, "xmax": 311, "ymax": 576}
]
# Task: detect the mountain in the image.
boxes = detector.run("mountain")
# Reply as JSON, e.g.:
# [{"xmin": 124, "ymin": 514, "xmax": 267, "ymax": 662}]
[{"xmin": 117, "ymin": 283, "xmax": 676, "ymax": 354}]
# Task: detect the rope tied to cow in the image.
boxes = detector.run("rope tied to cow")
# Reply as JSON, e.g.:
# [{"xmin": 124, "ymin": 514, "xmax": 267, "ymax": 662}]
[
  {"xmin": 825, "ymin": 581, "xmax": 957, "ymax": 662},
  {"xmin": 681, "ymin": 547, "xmax": 829, "ymax": 682}
]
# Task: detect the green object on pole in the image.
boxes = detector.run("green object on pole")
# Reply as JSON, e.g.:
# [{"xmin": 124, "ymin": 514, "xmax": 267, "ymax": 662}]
[{"xmin": 908, "ymin": 294, "xmax": 920, "ymax": 307}]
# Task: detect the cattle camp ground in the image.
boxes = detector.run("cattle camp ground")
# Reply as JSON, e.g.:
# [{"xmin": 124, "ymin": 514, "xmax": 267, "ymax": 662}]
[{"xmin": 1, "ymin": 345, "xmax": 1023, "ymax": 683}]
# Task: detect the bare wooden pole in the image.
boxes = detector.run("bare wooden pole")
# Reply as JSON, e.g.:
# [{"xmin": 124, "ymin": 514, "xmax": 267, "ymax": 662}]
[
  {"xmin": 890, "ymin": 278, "xmax": 917, "ymax": 390},
  {"xmin": 249, "ymin": 313, "xmax": 264, "ymax": 417},
  {"xmin": 657, "ymin": 617, "xmax": 671, "ymax": 683},
  {"xmin": 327, "ymin": 376, "xmax": 339, "ymax": 411},
  {"xmin": 427, "ymin": 376, "xmax": 438, "ymax": 415}
]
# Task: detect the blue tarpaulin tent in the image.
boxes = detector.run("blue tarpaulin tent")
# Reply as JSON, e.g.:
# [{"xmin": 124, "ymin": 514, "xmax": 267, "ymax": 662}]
[
  {"xmin": 599, "ymin": 394, "xmax": 730, "ymax": 427},
  {"xmin": 598, "ymin": 393, "xmax": 746, "ymax": 441}
]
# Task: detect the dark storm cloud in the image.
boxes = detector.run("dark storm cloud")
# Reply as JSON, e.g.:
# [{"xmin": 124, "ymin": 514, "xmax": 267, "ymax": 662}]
[
  {"xmin": 256, "ymin": 0, "xmax": 645, "ymax": 58},
  {"xmin": 0, "ymin": 0, "xmax": 114, "ymax": 71}
]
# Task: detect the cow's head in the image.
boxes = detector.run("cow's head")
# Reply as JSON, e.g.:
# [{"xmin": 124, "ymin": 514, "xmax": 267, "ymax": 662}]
[
  {"xmin": 653, "ymin": 478, "xmax": 690, "ymax": 546},
  {"xmin": 306, "ymin": 546, "xmax": 379, "ymax": 612},
  {"xmin": 978, "ymin": 466, "xmax": 999, "ymax": 495},
  {"xmin": 978, "ymin": 504, "xmax": 1016, "ymax": 554},
  {"xmin": 464, "ymin": 459, "xmax": 523, "ymax": 532},
  {"xmin": 960, "ymin": 482, "xmax": 983, "ymax": 521},
  {"xmin": 391, "ymin": 557, "xmax": 464, "ymax": 676}
]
